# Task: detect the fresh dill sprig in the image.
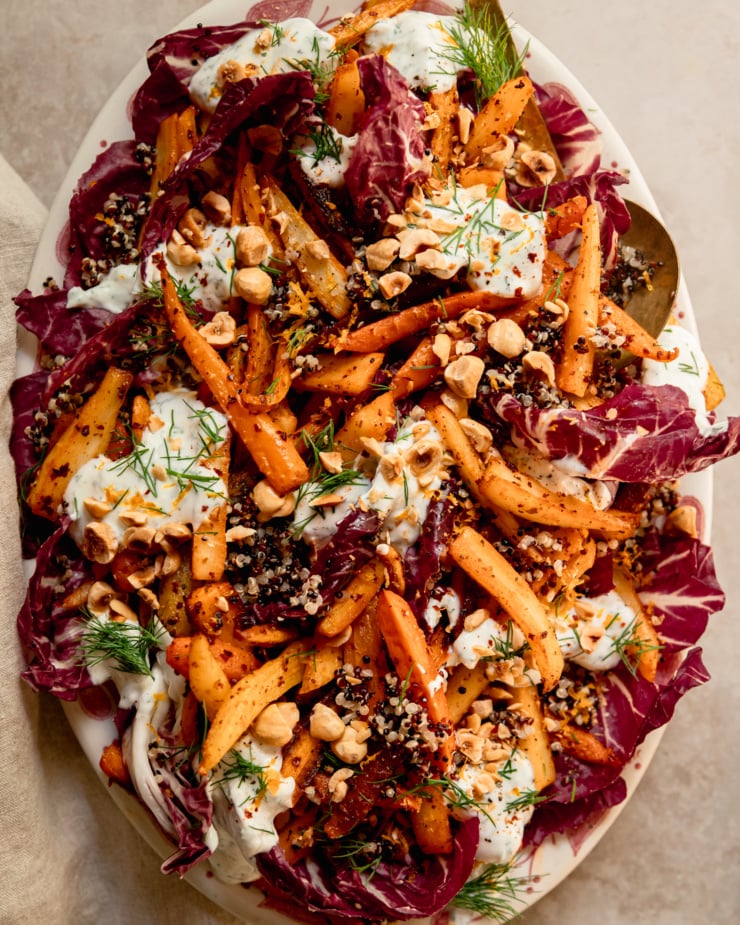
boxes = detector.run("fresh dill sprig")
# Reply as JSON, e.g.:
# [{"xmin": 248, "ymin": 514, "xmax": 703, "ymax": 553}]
[
  {"xmin": 292, "ymin": 121, "xmax": 343, "ymax": 164},
  {"xmin": 505, "ymin": 787, "xmax": 548, "ymax": 813},
  {"xmin": 608, "ymin": 616, "xmax": 662, "ymax": 677},
  {"xmin": 493, "ymin": 619, "xmax": 529, "ymax": 660},
  {"xmin": 451, "ymin": 858, "xmax": 531, "ymax": 922},
  {"xmin": 422, "ymin": 777, "xmax": 497, "ymax": 828},
  {"xmin": 440, "ymin": 2, "xmax": 529, "ymax": 108},
  {"xmin": 109, "ymin": 434, "xmax": 159, "ymax": 497},
  {"xmin": 332, "ymin": 838, "xmax": 383, "ymax": 878},
  {"xmin": 217, "ymin": 749, "xmax": 269, "ymax": 800},
  {"xmin": 141, "ymin": 277, "xmax": 199, "ymax": 316},
  {"xmin": 80, "ymin": 611, "xmax": 165, "ymax": 677}
]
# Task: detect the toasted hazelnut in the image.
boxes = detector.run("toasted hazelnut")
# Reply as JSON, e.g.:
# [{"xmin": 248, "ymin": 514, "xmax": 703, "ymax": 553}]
[
  {"xmin": 439, "ymin": 388, "xmax": 469, "ymax": 418},
  {"xmin": 365, "ymin": 237, "xmax": 401, "ymax": 271},
  {"xmin": 252, "ymin": 701, "xmax": 300, "ymax": 747},
  {"xmin": 377, "ymin": 270, "xmax": 412, "ymax": 300},
  {"xmin": 127, "ymin": 565, "xmax": 158, "ymax": 590},
  {"xmin": 87, "ymin": 581, "xmax": 119, "ymax": 615},
  {"xmin": 543, "ymin": 298, "xmax": 570, "ymax": 327},
  {"xmin": 517, "ymin": 149, "xmax": 558, "ymax": 187},
  {"xmin": 459, "ymin": 418, "xmax": 493, "ymax": 454},
  {"xmin": 234, "ymin": 266, "xmax": 273, "ymax": 304},
  {"xmin": 463, "ymin": 607, "xmax": 490, "ymax": 632},
  {"xmin": 236, "ymin": 225, "xmax": 271, "ymax": 267},
  {"xmin": 456, "ymin": 729, "xmax": 484, "ymax": 764},
  {"xmin": 443, "ymin": 355, "xmax": 485, "ymax": 399},
  {"xmin": 109, "ymin": 598, "xmax": 138, "ymax": 622},
  {"xmin": 198, "ymin": 311, "xmax": 237, "ymax": 347},
  {"xmin": 331, "ymin": 724, "xmax": 368, "ymax": 764},
  {"xmin": 487, "ymin": 318, "xmax": 527, "ymax": 358},
  {"xmin": 137, "ymin": 588, "xmax": 160, "ymax": 611},
  {"xmin": 201, "ymin": 190, "xmax": 232, "ymax": 226},
  {"xmin": 522, "ymin": 350, "xmax": 557, "ymax": 387},
  {"xmin": 405, "ymin": 438, "xmax": 444, "ymax": 479},
  {"xmin": 303, "ymin": 239, "xmax": 331, "ymax": 262},
  {"xmin": 121, "ymin": 525, "xmax": 156, "ymax": 554},
  {"xmin": 82, "ymin": 522, "xmax": 118, "ymax": 564},
  {"xmin": 178, "ymin": 208, "xmax": 210, "ymax": 248},
  {"xmin": 457, "ymin": 105, "xmax": 475, "ymax": 146},
  {"xmin": 166, "ymin": 229, "xmax": 200, "ymax": 267},
  {"xmin": 154, "ymin": 522, "xmax": 192, "ymax": 551},
  {"xmin": 83, "ymin": 496, "xmax": 112, "ymax": 519},
  {"xmin": 665, "ymin": 504, "xmax": 698, "ymax": 539},
  {"xmin": 252, "ymin": 478, "xmax": 295, "ymax": 520},
  {"xmin": 432, "ymin": 332, "xmax": 452, "ymax": 366},
  {"xmin": 318, "ymin": 450, "xmax": 343, "ymax": 474},
  {"xmin": 396, "ymin": 227, "xmax": 441, "ymax": 260},
  {"xmin": 118, "ymin": 510, "xmax": 148, "ymax": 528},
  {"xmin": 480, "ymin": 135, "xmax": 515, "ymax": 170},
  {"xmin": 309, "ymin": 703, "xmax": 346, "ymax": 742},
  {"xmin": 415, "ymin": 248, "xmax": 456, "ymax": 278},
  {"xmin": 327, "ymin": 767, "xmax": 354, "ymax": 803},
  {"xmin": 160, "ymin": 550, "xmax": 182, "ymax": 577}
]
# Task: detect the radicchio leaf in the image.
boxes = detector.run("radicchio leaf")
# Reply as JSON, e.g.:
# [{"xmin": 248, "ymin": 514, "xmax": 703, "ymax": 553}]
[
  {"xmin": 16, "ymin": 523, "xmax": 91, "ymax": 700},
  {"xmin": 488, "ymin": 384, "xmax": 740, "ymax": 482},
  {"xmin": 344, "ymin": 54, "xmax": 430, "ymax": 225},
  {"xmin": 15, "ymin": 287, "xmax": 114, "ymax": 355},
  {"xmin": 65, "ymin": 140, "xmax": 151, "ymax": 288},
  {"xmin": 257, "ymin": 816, "xmax": 480, "ymax": 921},
  {"xmin": 139, "ymin": 72, "xmax": 316, "ymax": 259}
]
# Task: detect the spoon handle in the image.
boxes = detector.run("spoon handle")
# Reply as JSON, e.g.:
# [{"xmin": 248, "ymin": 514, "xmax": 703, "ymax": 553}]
[{"xmin": 470, "ymin": 0, "xmax": 566, "ymax": 180}]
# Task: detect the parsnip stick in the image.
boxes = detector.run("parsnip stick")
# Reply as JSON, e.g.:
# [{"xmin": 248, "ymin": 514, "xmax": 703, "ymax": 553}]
[
  {"xmin": 557, "ymin": 202, "xmax": 601, "ymax": 397},
  {"xmin": 448, "ymin": 526, "xmax": 564, "ymax": 691}
]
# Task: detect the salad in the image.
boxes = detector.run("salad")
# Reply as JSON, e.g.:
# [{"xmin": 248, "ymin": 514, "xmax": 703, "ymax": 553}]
[{"xmin": 11, "ymin": 1, "xmax": 740, "ymax": 922}]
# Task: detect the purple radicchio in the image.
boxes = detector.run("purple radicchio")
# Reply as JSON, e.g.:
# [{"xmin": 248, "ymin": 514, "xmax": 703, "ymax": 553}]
[
  {"xmin": 344, "ymin": 54, "xmax": 430, "ymax": 226},
  {"xmin": 527, "ymin": 528, "xmax": 720, "ymax": 846},
  {"xmin": 404, "ymin": 493, "xmax": 456, "ymax": 619},
  {"xmin": 257, "ymin": 815, "xmax": 479, "ymax": 921},
  {"xmin": 15, "ymin": 287, "xmax": 114, "ymax": 356},
  {"xmin": 510, "ymin": 81, "xmax": 631, "ymax": 264},
  {"xmin": 487, "ymin": 384, "xmax": 740, "ymax": 482},
  {"xmin": 64, "ymin": 140, "xmax": 151, "ymax": 288},
  {"xmin": 139, "ymin": 72, "xmax": 316, "ymax": 260},
  {"xmin": 16, "ymin": 523, "xmax": 92, "ymax": 700}
]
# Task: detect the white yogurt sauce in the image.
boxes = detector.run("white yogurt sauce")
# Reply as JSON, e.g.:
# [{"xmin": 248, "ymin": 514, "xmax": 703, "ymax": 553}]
[
  {"xmin": 423, "ymin": 588, "xmax": 462, "ymax": 631},
  {"xmin": 422, "ymin": 185, "xmax": 546, "ymax": 299},
  {"xmin": 207, "ymin": 735, "xmax": 295, "ymax": 883},
  {"xmin": 147, "ymin": 222, "xmax": 248, "ymax": 313},
  {"xmin": 293, "ymin": 415, "xmax": 445, "ymax": 556},
  {"xmin": 64, "ymin": 389, "xmax": 228, "ymax": 543},
  {"xmin": 296, "ymin": 127, "xmax": 359, "ymax": 188},
  {"xmin": 67, "ymin": 263, "xmax": 141, "ymax": 314},
  {"xmin": 363, "ymin": 11, "xmax": 468, "ymax": 94},
  {"xmin": 448, "ymin": 616, "xmax": 513, "ymax": 670},
  {"xmin": 457, "ymin": 749, "xmax": 536, "ymax": 864},
  {"xmin": 642, "ymin": 324, "xmax": 725, "ymax": 434},
  {"xmin": 189, "ymin": 18, "xmax": 337, "ymax": 113},
  {"xmin": 506, "ymin": 446, "xmax": 614, "ymax": 510},
  {"xmin": 554, "ymin": 588, "xmax": 637, "ymax": 672}
]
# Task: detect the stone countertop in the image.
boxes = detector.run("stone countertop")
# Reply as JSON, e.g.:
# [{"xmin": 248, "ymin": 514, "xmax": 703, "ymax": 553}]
[{"xmin": 1, "ymin": 2, "xmax": 738, "ymax": 924}]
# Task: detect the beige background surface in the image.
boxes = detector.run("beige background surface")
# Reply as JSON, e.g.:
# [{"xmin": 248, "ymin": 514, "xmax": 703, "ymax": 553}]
[{"xmin": 1, "ymin": 1, "xmax": 738, "ymax": 923}]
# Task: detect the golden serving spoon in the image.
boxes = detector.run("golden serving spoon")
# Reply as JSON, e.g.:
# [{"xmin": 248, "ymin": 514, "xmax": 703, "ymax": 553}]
[{"xmin": 477, "ymin": 0, "xmax": 680, "ymax": 338}]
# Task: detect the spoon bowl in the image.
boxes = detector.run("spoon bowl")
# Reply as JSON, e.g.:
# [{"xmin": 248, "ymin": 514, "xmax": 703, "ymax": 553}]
[{"xmin": 619, "ymin": 199, "xmax": 680, "ymax": 338}]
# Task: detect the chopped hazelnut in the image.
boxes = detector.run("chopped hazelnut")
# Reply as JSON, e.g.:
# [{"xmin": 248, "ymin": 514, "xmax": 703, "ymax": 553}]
[
  {"xmin": 201, "ymin": 191, "xmax": 232, "ymax": 226},
  {"xmin": 236, "ymin": 226, "xmax": 271, "ymax": 267},
  {"xmin": 443, "ymin": 355, "xmax": 486, "ymax": 399},
  {"xmin": 377, "ymin": 270, "xmax": 412, "ymax": 300},
  {"xmin": 198, "ymin": 311, "xmax": 237, "ymax": 347},
  {"xmin": 234, "ymin": 266, "xmax": 273, "ymax": 305}
]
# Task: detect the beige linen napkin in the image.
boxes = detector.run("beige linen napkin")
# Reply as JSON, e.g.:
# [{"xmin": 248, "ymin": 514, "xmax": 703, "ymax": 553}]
[{"xmin": 0, "ymin": 155, "xmax": 241, "ymax": 925}]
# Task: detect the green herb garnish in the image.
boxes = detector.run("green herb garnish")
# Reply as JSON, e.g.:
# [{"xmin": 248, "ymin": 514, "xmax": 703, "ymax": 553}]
[{"xmin": 80, "ymin": 612, "xmax": 165, "ymax": 677}]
